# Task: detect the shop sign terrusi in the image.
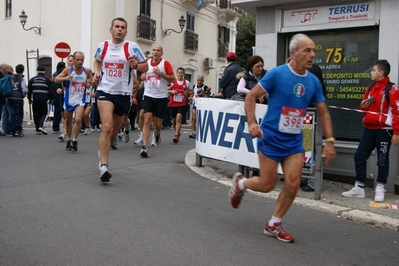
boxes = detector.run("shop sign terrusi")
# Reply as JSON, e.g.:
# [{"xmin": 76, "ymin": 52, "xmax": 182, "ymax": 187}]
[{"xmin": 283, "ymin": 2, "xmax": 376, "ymax": 27}]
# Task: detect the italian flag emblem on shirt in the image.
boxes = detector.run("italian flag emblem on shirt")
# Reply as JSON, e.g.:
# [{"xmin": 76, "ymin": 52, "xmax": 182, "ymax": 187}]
[{"xmin": 293, "ymin": 84, "xmax": 305, "ymax": 97}]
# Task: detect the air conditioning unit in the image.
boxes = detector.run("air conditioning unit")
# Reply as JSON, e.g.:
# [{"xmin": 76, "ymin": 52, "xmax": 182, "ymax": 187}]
[{"xmin": 203, "ymin": 57, "xmax": 214, "ymax": 70}]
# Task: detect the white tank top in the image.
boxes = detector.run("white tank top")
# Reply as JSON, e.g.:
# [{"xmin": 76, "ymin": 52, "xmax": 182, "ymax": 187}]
[
  {"xmin": 65, "ymin": 66, "xmax": 87, "ymax": 107},
  {"xmin": 94, "ymin": 40, "xmax": 146, "ymax": 95},
  {"xmin": 144, "ymin": 59, "xmax": 169, "ymax": 99}
]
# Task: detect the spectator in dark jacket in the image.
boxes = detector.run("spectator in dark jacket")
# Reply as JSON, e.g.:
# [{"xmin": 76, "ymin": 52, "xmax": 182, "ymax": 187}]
[
  {"xmin": 28, "ymin": 66, "xmax": 53, "ymax": 135},
  {"xmin": 219, "ymin": 52, "xmax": 242, "ymax": 99},
  {"xmin": 235, "ymin": 55, "xmax": 267, "ymax": 103},
  {"xmin": 52, "ymin": 61, "xmax": 66, "ymax": 134}
]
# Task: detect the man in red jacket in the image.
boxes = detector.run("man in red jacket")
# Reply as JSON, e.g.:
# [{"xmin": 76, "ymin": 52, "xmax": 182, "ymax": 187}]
[{"xmin": 342, "ymin": 59, "xmax": 399, "ymax": 202}]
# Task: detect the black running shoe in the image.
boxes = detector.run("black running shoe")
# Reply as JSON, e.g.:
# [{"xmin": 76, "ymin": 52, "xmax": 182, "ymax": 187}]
[
  {"xmin": 155, "ymin": 133, "xmax": 161, "ymax": 146},
  {"xmin": 66, "ymin": 140, "xmax": 73, "ymax": 151},
  {"xmin": 71, "ymin": 141, "xmax": 78, "ymax": 152},
  {"xmin": 140, "ymin": 146, "xmax": 148, "ymax": 157},
  {"xmin": 99, "ymin": 164, "xmax": 112, "ymax": 182}
]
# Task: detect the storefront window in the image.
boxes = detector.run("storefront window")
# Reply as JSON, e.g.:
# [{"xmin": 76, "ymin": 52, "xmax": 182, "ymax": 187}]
[{"xmin": 308, "ymin": 28, "xmax": 379, "ymax": 140}]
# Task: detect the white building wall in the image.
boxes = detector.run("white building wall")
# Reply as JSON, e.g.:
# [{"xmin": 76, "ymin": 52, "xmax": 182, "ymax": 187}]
[
  {"xmin": 253, "ymin": 6, "xmax": 280, "ymax": 70},
  {"xmin": 255, "ymin": 33, "xmax": 278, "ymax": 70},
  {"xmin": 80, "ymin": 0, "xmax": 92, "ymax": 64},
  {"xmin": 0, "ymin": 0, "xmax": 84, "ymax": 74}
]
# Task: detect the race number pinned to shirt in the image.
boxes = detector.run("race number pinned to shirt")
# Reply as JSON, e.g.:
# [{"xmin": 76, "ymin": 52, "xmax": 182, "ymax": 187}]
[
  {"xmin": 278, "ymin": 106, "xmax": 306, "ymax": 134},
  {"xmin": 104, "ymin": 62, "xmax": 124, "ymax": 80},
  {"xmin": 71, "ymin": 81, "xmax": 86, "ymax": 94},
  {"xmin": 148, "ymin": 75, "xmax": 161, "ymax": 86},
  {"xmin": 173, "ymin": 93, "xmax": 184, "ymax": 102}
]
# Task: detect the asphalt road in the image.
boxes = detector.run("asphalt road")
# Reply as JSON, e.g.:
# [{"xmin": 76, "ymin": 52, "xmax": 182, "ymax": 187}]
[{"xmin": 0, "ymin": 127, "xmax": 398, "ymax": 265}]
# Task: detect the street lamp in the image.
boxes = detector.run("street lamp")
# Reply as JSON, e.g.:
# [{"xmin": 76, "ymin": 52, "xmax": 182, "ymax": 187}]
[
  {"xmin": 164, "ymin": 15, "xmax": 186, "ymax": 36},
  {"xmin": 19, "ymin": 10, "xmax": 41, "ymax": 35}
]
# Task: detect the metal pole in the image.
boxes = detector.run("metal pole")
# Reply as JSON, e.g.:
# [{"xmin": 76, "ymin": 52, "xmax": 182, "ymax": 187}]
[
  {"xmin": 314, "ymin": 113, "xmax": 323, "ymax": 200},
  {"xmin": 26, "ymin": 50, "xmax": 32, "ymax": 121}
]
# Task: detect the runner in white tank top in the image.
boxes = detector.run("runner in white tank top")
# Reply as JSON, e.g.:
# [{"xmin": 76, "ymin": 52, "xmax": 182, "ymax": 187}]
[
  {"xmin": 92, "ymin": 17, "xmax": 148, "ymax": 182},
  {"xmin": 139, "ymin": 44, "xmax": 175, "ymax": 157},
  {"xmin": 64, "ymin": 65, "xmax": 88, "ymax": 111},
  {"xmin": 55, "ymin": 51, "xmax": 93, "ymax": 153},
  {"xmin": 144, "ymin": 59, "xmax": 171, "ymax": 99}
]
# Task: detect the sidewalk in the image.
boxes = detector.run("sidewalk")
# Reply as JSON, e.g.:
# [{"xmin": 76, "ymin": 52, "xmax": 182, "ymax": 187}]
[{"xmin": 184, "ymin": 149, "xmax": 399, "ymax": 231}]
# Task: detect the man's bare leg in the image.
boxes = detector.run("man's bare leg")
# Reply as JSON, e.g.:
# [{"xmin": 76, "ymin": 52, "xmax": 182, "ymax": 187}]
[
  {"xmin": 273, "ymin": 153, "xmax": 303, "ymax": 218},
  {"xmin": 142, "ymin": 112, "xmax": 153, "ymax": 147},
  {"xmin": 72, "ymin": 106, "xmax": 84, "ymax": 139},
  {"xmin": 97, "ymin": 101, "xmax": 114, "ymax": 165}
]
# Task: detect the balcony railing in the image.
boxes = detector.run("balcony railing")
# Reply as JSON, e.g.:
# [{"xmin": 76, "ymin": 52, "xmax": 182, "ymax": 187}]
[
  {"xmin": 218, "ymin": 40, "xmax": 229, "ymax": 58},
  {"xmin": 137, "ymin": 15, "xmax": 156, "ymax": 41},
  {"xmin": 184, "ymin": 31, "xmax": 198, "ymax": 52},
  {"xmin": 216, "ymin": 0, "xmax": 242, "ymax": 14}
]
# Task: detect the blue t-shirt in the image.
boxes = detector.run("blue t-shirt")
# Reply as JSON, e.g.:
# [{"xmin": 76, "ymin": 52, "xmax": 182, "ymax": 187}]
[
  {"xmin": 256, "ymin": 64, "xmax": 325, "ymax": 160},
  {"xmin": 259, "ymin": 64, "xmax": 325, "ymax": 132}
]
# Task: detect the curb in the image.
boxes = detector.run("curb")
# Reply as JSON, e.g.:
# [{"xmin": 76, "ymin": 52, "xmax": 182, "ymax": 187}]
[{"xmin": 184, "ymin": 149, "xmax": 399, "ymax": 232}]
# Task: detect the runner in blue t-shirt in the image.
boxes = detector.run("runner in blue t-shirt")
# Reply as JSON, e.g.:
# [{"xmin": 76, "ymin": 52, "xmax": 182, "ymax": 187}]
[
  {"xmin": 257, "ymin": 63, "xmax": 325, "ymax": 162},
  {"xmin": 228, "ymin": 34, "xmax": 336, "ymax": 243}
]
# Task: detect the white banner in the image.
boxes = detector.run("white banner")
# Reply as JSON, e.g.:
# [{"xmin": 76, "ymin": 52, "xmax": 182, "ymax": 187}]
[
  {"xmin": 196, "ymin": 98, "xmax": 266, "ymax": 169},
  {"xmin": 195, "ymin": 98, "xmax": 316, "ymax": 174}
]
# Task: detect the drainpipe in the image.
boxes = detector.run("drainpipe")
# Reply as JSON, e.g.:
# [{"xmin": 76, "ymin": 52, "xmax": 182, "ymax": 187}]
[{"xmin": 230, "ymin": 17, "xmax": 239, "ymax": 52}]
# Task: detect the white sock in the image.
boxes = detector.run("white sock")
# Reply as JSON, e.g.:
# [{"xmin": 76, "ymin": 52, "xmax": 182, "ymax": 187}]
[
  {"xmin": 269, "ymin": 216, "xmax": 282, "ymax": 226},
  {"xmin": 238, "ymin": 178, "xmax": 246, "ymax": 190},
  {"xmin": 376, "ymin": 183, "xmax": 385, "ymax": 189},
  {"xmin": 355, "ymin": 181, "xmax": 364, "ymax": 188}
]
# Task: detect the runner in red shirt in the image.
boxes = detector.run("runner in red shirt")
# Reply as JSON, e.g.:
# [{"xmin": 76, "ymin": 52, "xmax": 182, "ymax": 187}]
[{"xmin": 168, "ymin": 67, "xmax": 193, "ymax": 143}]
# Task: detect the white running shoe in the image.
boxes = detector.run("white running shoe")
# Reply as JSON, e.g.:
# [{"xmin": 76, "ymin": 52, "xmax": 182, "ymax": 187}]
[
  {"xmin": 38, "ymin": 127, "xmax": 48, "ymax": 135},
  {"xmin": 134, "ymin": 132, "xmax": 143, "ymax": 145},
  {"xmin": 58, "ymin": 133, "xmax": 65, "ymax": 142},
  {"xmin": 374, "ymin": 187, "xmax": 385, "ymax": 202},
  {"xmin": 342, "ymin": 186, "xmax": 365, "ymax": 199},
  {"xmin": 151, "ymin": 132, "xmax": 156, "ymax": 146}
]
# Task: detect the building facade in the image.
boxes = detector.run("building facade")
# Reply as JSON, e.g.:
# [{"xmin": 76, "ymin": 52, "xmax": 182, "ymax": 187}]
[
  {"xmin": 233, "ymin": 0, "xmax": 399, "ymax": 193},
  {"xmin": 0, "ymin": 0, "xmax": 241, "ymax": 114}
]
